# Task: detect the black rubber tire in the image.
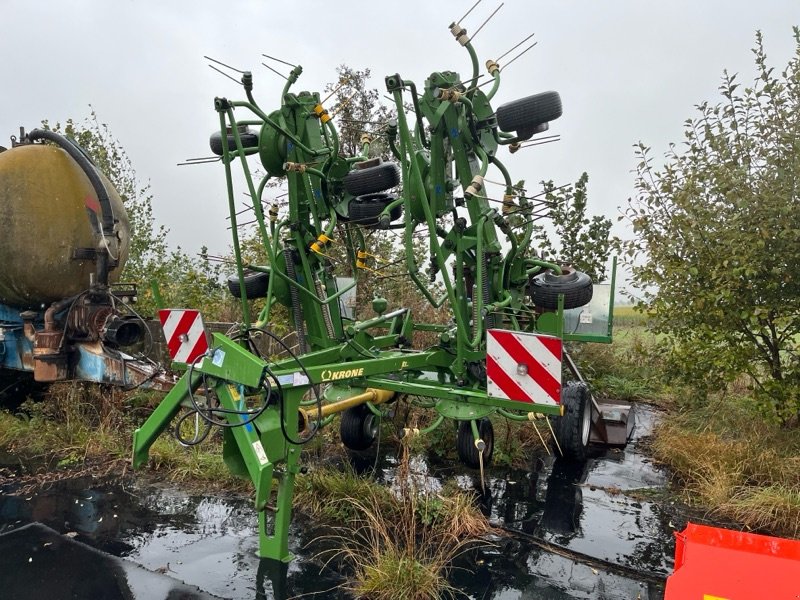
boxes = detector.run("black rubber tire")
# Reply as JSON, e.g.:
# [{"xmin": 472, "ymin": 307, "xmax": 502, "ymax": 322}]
[
  {"xmin": 348, "ymin": 192, "xmax": 402, "ymax": 228},
  {"xmin": 456, "ymin": 418, "xmax": 494, "ymax": 469},
  {"xmin": 226, "ymin": 270, "xmax": 269, "ymax": 299},
  {"xmin": 549, "ymin": 382, "xmax": 592, "ymax": 462},
  {"xmin": 340, "ymin": 404, "xmax": 379, "ymax": 451},
  {"xmin": 529, "ymin": 268, "xmax": 593, "ymax": 310},
  {"xmin": 496, "ymin": 91, "xmax": 562, "ymax": 133},
  {"xmin": 209, "ymin": 128, "xmax": 259, "ymax": 156},
  {"xmin": 343, "ymin": 162, "xmax": 400, "ymax": 196}
]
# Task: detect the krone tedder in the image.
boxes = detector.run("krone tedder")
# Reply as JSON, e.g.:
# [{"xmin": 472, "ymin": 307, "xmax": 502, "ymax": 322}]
[{"xmin": 132, "ymin": 16, "xmax": 631, "ymax": 562}]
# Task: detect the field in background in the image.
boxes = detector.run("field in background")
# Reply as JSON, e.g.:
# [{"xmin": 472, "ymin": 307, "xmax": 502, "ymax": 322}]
[{"xmin": 587, "ymin": 305, "xmax": 800, "ymax": 539}]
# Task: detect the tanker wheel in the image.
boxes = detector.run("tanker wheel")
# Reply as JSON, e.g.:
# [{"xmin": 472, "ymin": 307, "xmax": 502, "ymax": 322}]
[
  {"xmin": 340, "ymin": 404, "xmax": 379, "ymax": 451},
  {"xmin": 529, "ymin": 268, "xmax": 593, "ymax": 309},
  {"xmin": 456, "ymin": 418, "xmax": 494, "ymax": 469},
  {"xmin": 226, "ymin": 270, "xmax": 269, "ymax": 299},
  {"xmin": 209, "ymin": 127, "xmax": 259, "ymax": 156},
  {"xmin": 549, "ymin": 382, "xmax": 592, "ymax": 462},
  {"xmin": 496, "ymin": 91, "xmax": 562, "ymax": 133},
  {"xmin": 348, "ymin": 192, "xmax": 402, "ymax": 228},
  {"xmin": 343, "ymin": 162, "xmax": 400, "ymax": 196}
]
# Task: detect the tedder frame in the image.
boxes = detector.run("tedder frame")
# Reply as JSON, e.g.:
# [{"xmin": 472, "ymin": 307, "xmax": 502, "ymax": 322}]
[{"xmin": 132, "ymin": 13, "xmax": 628, "ymax": 562}]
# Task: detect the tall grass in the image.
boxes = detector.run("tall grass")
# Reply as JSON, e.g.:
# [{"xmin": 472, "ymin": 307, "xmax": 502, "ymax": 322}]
[
  {"xmin": 0, "ymin": 383, "xmax": 131, "ymax": 461},
  {"xmin": 311, "ymin": 442, "xmax": 493, "ymax": 599},
  {"xmin": 0, "ymin": 382, "xmax": 243, "ymax": 489},
  {"xmin": 650, "ymin": 397, "xmax": 800, "ymax": 538}
]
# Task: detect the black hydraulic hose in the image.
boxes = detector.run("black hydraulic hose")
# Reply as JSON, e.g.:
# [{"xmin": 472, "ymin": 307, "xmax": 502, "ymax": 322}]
[
  {"xmin": 27, "ymin": 129, "xmax": 115, "ymax": 236},
  {"xmin": 405, "ymin": 81, "xmax": 429, "ymax": 149}
]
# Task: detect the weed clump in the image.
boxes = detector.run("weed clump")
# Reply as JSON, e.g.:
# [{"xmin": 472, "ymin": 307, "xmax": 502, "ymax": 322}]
[{"xmin": 308, "ymin": 443, "xmax": 493, "ymax": 599}]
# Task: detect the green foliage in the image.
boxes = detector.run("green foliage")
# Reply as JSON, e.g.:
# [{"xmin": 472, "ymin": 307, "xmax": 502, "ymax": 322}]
[
  {"xmin": 531, "ymin": 172, "xmax": 613, "ymax": 281},
  {"xmin": 325, "ymin": 65, "xmax": 394, "ymax": 159},
  {"xmin": 622, "ymin": 30, "xmax": 800, "ymax": 421},
  {"xmin": 41, "ymin": 112, "xmax": 230, "ymax": 318}
]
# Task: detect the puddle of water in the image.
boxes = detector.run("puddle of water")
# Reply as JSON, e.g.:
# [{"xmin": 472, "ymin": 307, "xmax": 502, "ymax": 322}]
[
  {"xmin": 0, "ymin": 523, "xmax": 219, "ymax": 600},
  {"xmin": 0, "ymin": 403, "xmax": 673, "ymax": 599}
]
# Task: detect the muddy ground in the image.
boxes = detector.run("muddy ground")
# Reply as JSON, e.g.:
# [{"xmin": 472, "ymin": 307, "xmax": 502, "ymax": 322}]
[{"xmin": 0, "ymin": 404, "xmax": 691, "ymax": 599}]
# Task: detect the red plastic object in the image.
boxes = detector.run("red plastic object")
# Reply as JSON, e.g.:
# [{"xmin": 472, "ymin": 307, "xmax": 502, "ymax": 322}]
[{"xmin": 665, "ymin": 522, "xmax": 800, "ymax": 599}]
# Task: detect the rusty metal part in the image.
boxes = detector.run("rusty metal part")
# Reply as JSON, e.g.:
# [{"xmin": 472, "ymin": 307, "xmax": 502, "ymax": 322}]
[
  {"xmin": 68, "ymin": 302, "xmax": 114, "ymax": 341},
  {"xmin": 33, "ymin": 353, "xmax": 68, "ymax": 382}
]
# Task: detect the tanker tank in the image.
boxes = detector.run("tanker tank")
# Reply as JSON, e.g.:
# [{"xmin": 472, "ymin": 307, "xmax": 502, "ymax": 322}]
[
  {"xmin": 0, "ymin": 135, "xmax": 130, "ymax": 309},
  {"xmin": 0, "ymin": 127, "xmax": 170, "ymax": 391}
]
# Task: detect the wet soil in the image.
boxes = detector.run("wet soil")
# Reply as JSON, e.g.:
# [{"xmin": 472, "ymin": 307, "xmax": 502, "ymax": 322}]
[{"xmin": 0, "ymin": 404, "xmax": 685, "ymax": 599}]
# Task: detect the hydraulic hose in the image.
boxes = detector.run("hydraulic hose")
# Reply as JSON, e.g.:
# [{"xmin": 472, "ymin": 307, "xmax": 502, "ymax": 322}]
[{"xmin": 28, "ymin": 129, "xmax": 115, "ymax": 236}]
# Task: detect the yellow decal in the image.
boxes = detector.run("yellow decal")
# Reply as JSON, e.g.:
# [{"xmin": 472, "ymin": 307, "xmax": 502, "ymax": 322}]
[
  {"xmin": 320, "ymin": 367, "xmax": 365, "ymax": 382},
  {"xmin": 703, "ymin": 595, "xmax": 730, "ymax": 600},
  {"xmin": 401, "ymin": 361, "xmax": 409, "ymax": 369}
]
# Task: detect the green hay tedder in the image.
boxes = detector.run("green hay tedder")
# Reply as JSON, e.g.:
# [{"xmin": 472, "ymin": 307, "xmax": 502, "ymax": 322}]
[{"xmin": 132, "ymin": 11, "xmax": 631, "ymax": 562}]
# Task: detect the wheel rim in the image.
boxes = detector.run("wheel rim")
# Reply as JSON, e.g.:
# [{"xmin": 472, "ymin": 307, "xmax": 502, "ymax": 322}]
[
  {"xmin": 481, "ymin": 422, "xmax": 494, "ymax": 458},
  {"xmin": 580, "ymin": 397, "xmax": 591, "ymax": 447},
  {"xmin": 364, "ymin": 414, "xmax": 379, "ymax": 440}
]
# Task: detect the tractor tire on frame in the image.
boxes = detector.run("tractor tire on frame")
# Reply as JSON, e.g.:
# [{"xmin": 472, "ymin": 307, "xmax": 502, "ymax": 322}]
[
  {"xmin": 549, "ymin": 381, "xmax": 592, "ymax": 462},
  {"xmin": 348, "ymin": 192, "xmax": 402, "ymax": 228},
  {"xmin": 340, "ymin": 404, "xmax": 379, "ymax": 451},
  {"xmin": 456, "ymin": 418, "xmax": 494, "ymax": 469},
  {"xmin": 209, "ymin": 128, "xmax": 259, "ymax": 156},
  {"xmin": 226, "ymin": 270, "xmax": 270, "ymax": 299},
  {"xmin": 343, "ymin": 162, "xmax": 400, "ymax": 196},
  {"xmin": 529, "ymin": 268, "xmax": 593, "ymax": 310},
  {"xmin": 495, "ymin": 91, "xmax": 562, "ymax": 133}
]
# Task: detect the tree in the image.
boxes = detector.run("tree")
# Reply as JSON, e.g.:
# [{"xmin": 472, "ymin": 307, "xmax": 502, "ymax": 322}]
[
  {"xmin": 324, "ymin": 65, "xmax": 394, "ymax": 159},
  {"xmin": 622, "ymin": 29, "xmax": 800, "ymax": 421},
  {"xmin": 530, "ymin": 172, "xmax": 613, "ymax": 281},
  {"xmin": 43, "ymin": 113, "xmax": 229, "ymax": 318}
]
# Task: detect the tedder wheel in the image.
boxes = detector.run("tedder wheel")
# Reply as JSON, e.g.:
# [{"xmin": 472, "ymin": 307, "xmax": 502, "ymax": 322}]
[
  {"xmin": 456, "ymin": 418, "xmax": 494, "ymax": 469},
  {"xmin": 343, "ymin": 162, "xmax": 401, "ymax": 196},
  {"xmin": 209, "ymin": 127, "xmax": 259, "ymax": 156},
  {"xmin": 348, "ymin": 192, "xmax": 402, "ymax": 228},
  {"xmin": 495, "ymin": 91, "xmax": 562, "ymax": 133},
  {"xmin": 549, "ymin": 382, "xmax": 592, "ymax": 462},
  {"xmin": 529, "ymin": 268, "xmax": 593, "ymax": 310},
  {"xmin": 226, "ymin": 270, "xmax": 269, "ymax": 299},
  {"xmin": 340, "ymin": 403, "xmax": 380, "ymax": 451}
]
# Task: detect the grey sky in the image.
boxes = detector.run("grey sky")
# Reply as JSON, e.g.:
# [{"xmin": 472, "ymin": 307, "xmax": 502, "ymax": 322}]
[{"xmin": 2, "ymin": 0, "xmax": 798, "ymax": 267}]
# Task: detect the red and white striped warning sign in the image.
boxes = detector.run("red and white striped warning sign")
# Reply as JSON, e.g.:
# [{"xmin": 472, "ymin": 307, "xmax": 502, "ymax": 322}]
[
  {"xmin": 486, "ymin": 329, "xmax": 562, "ymax": 406},
  {"xmin": 159, "ymin": 309, "xmax": 210, "ymax": 365}
]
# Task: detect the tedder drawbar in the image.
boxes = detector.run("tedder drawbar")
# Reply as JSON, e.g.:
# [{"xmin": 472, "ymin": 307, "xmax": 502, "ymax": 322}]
[{"xmin": 132, "ymin": 15, "xmax": 631, "ymax": 562}]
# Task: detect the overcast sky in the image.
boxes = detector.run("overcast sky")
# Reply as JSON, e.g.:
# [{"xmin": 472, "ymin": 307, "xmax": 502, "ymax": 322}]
[{"xmin": 2, "ymin": 0, "xmax": 798, "ymax": 269}]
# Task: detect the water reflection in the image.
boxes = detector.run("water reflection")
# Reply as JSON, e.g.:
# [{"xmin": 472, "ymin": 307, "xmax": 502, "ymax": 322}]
[{"xmin": 0, "ymin": 404, "xmax": 673, "ymax": 599}]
